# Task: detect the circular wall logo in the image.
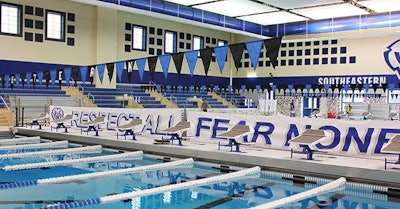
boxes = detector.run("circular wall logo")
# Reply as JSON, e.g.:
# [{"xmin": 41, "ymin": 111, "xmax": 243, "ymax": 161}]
[
  {"xmin": 384, "ymin": 39, "xmax": 400, "ymax": 79},
  {"xmin": 51, "ymin": 107, "xmax": 64, "ymax": 120}
]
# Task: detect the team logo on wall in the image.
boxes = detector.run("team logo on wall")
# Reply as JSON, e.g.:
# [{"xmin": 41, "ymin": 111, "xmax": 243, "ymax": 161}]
[
  {"xmin": 384, "ymin": 39, "xmax": 400, "ymax": 79},
  {"xmin": 51, "ymin": 107, "xmax": 64, "ymax": 120}
]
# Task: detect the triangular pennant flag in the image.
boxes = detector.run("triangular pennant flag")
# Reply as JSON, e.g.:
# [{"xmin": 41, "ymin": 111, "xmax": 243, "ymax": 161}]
[
  {"xmin": 229, "ymin": 43, "xmax": 245, "ymax": 71},
  {"xmin": 172, "ymin": 52, "xmax": 184, "ymax": 75},
  {"xmin": 324, "ymin": 84, "xmax": 330, "ymax": 92},
  {"xmin": 37, "ymin": 71, "xmax": 43, "ymax": 86},
  {"xmin": 388, "ymin": 83, "xmax": 396, "ymax": 93},
  {"xmin": 363, "ymin": 84, "xmax": 370, "ymax": 93},
  {"xmin": 305, "ymin": 84, "xmax": 312, "ymax": 93},
  {"xmin": 50, "ymin": 70, "xmax": 57, "ymax": 86},
  {"xmin": 245, "ymin": 40, "xmax": 263, "ymax": 70},
  {"xmin": 80, "ymin": 66, "xmax": 88, "ymax": 85},
  {"xmin": 4, "ymin": 74, "xmax": 9, "ymax": 88},
  {"xmin": 116, "ymin": 61, "xmax": 124, "ymax": 82},
  {"xmin": 72, "ymin": 67, "xmax": 79, "ymax": 86},
  {"xmin": 214, "ymin": 45, "xmax": 228, "ymax": 74},
  {"xmin": 255, "ymin": 85, "xmax": 261, "ymax": 93},
  {"xmin": 20, "ymin": 73, "xmax": 26, "ymax": 88},
  {"xmin": 185, "ymin": 50, "xmax": 198, "ymax": 77},
  {"xmin": 372, "ymin": 84, "xmax": 378, "ymax": 93},
  {"xmin": 287, "ymin": 84, "xmax": 294, "ymax": 93},
  {"xmin": 14, "ymin": 73, "xmax": 20, "ymax": 87},
  {"xmin": 97, "ymin": 64, "xmax": 105, "ymax": 84},
  {"xmin": 350, "ymin": 84, "xmax": 356, "ymax": 93},
  {"xmin": 357, "ymin": 84, "xmax": 363, "ymax": 92},
  {"xmin": 200, "ymin": 48, "xmax": 213, "ymax": 76},
  {"xmin": 26, "ymin": 72, "xmax": 31, "ymax": 88},
  {"xmin": 64, "ymin": 68, "xmax": 71, "ymax": 86},
  {"xmin": 381, "ymin": 83, "xmax": 387, "ymax": 93},
  {"xmin": 147, "ymin": 56, "xmax": 158, "ymax": 81},
  {"xmin": 264, "ymin": 37, "xmax": 282, "ymax": 69},
  {"xmin": 343, "ymin": 84, "xmax": 350, "ymax": 93},
  {"xmin": 106, "ymin": 63, "xmax": 114, "ymax": 83},
  {"xmin": 136, "ymin": 58, "xmax": 146, "ymax": 81},
  {"xmin": 159, "ymin": 54, "xmax": 171, "ymax": 80}
]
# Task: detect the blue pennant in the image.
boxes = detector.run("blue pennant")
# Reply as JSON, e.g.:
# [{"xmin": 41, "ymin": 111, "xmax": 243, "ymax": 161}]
[
  {"xmin": 4, "ymin": 74, "xmax": 9, "ymax": 88},
  {"xmin": 136, "ymin": 58, "xmax": 146, "ymax": 81},
  {"xmin": 245, "ymin": 40, "xmax": 263, "ymax": 70},
  {"xmin": 26, "ymin": 72, "xmax": 31, "ymax": 88},
  {"xmin": 80, "ymin": 66, "xmax": 87, "ymax": 85},
  {"xmin": 159, "ymin": 54, "xmax": 171, "ymax": 80},
  {"xmin": 50, "ymin": 70, "xmax": 57, "ymax": 86},
  {"xmin": 64, "ymin": 68, "xmax": 71, "ymax": 86},
  {"xmin": 37, "ymin": 71, "xmax": 43, "ymax": 85},
  {"xmin": 116, "ymin": 61, "xmax": 124, "ymax": 82},
  {"xmin": 185, "ymin": 50, "xmax": 198, "ymax": 77},
  {"xmin": 97, "ymin": 64, "xmax": 105, "ymax": 84},
  {"xmin": 15, "ymin": 73, "xmax": 20, "ymax": 86},
  {"xmin": 214, "ymin": 45, "xmax": 228, "ymax": 74}
]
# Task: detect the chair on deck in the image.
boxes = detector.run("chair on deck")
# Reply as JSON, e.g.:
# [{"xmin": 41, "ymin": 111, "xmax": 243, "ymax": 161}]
[
  {"xmin": 80, "ymin": 116, "xmax": 107, "ymax": 136},
  {"xmin": 116, "ymin": 118, "xmax": 143, "ymax": 140},
  {"xmin": 385, "ymin": 113, "xmax": 398, "ymax": 121},
  {"xmin": 217, "ymin": 125, "xmax": 253, "ymax": 152},
  {"xmin": 28, "ymin": 112, "xmax": 50, "ymax": 129},
  {"xmin": 51, "ymin": 114, "xmax": 73, "ymax": 132},
  {"xmin": 155, "ymin": 121, "xmax": 191, "ymax": 146},
  {"xmin": 290, "ymin": 129, "xmax": 330, "ymax": 160}
]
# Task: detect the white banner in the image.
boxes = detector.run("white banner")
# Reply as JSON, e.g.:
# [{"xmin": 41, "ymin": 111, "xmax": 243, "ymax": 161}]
[
  {"xmin": 49, "ymin": 106, "xmax": 400, "ymax": 156},
  {"xmin": 187, "ymin": 111, "xmax": 400, "ymax": 156},
  {"xmin": 49, "ymin": 106, "xmax": 182, "ymax": 133}
]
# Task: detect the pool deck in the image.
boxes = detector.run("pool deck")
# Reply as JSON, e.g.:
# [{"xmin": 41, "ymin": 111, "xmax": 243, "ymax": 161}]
[{"xmin": 13, "ymin": 125, "xmax": 400, "ymax": 189}]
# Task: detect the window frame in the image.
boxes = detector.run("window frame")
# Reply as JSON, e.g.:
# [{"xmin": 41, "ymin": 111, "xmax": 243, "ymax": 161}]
[
  {"xmin": 193, "ymin": 35, "xmax": 204, "ymax": 56},
  {"xmin": 217, "ymin": 39, "xmax": 228, "ymax": 46},
  {"xmin": 132, "ymin": 24, "xmax": 147, "ymax": 51},
  {"xmin": 164, "ymin": 30, "xmax": 177, "ymax": 54},
  {"xmin": 45, "ymin": 9, "xmax": 66, "ymax": 42},
  {"xmin": 0, "ymin": 2, "xmax": 22, "ymax": 36}
]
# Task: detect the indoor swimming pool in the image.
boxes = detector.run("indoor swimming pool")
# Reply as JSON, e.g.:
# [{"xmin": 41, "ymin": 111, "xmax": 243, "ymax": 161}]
[{"xmin": 0, "ymin": 136, "xmax": 398, "ymax": 209}]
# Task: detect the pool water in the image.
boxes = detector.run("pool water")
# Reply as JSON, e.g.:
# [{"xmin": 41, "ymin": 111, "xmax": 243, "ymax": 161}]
[{"xmin": 0, "ymin": 140, "xmax": 398, "ymax": 209}]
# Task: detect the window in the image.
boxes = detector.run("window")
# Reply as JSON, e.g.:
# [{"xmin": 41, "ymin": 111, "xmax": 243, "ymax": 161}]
[
  {"xmin": 164, "ymin": 31, "xmax": 176, "ymax": 53},
  {"xmin": 46, "ymin": 10, "xmax": 65, "ymax": 41},
  {"xmin": 132, "ymin": 25, "xmax": 146, "ymax": 50},
  {"xmin": 193, "ymin": 35, "xmax": 204, "ymax": 56},
  {"xmin": 217, "ymin": 39, "xmax": 228, "ymax": 46},
  {"xmin": 0, "ymin": 2, "xmax": 22, "ymax": 36}
]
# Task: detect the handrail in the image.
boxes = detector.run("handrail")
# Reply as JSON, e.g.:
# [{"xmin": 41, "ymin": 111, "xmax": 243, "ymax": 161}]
[
  {"xmin": 169, "ymin": 95, "xmax": 177, "ymax": 104},
  {"xmin": 149, "ymin": 80, "xmax": 156, "ymax": 86},
  {"xmin": 0, "ymin": 96, "xmax": 10, "ymax": 111},
  {"xmin": 77, "ymin": 84, "xmax": 84, "ymax": 94},
  {"xmin": 87, "ymin": 92, "xmax": 95, "ymax": 103}
]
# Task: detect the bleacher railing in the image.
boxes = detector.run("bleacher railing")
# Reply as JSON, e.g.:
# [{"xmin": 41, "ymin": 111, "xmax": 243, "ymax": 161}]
[
  {"xmin": 0, "ymin": 96, "xmax": 10, "ymax": 111},
  {"xmin": 87, "ymin": 92, "xmax": 95, "ymax": 103}
]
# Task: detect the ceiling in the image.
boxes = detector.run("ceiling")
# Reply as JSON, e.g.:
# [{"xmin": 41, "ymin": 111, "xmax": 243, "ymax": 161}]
[{"xmin": 163, "ymin": 0, "xmax": 400, "ymax": 26}]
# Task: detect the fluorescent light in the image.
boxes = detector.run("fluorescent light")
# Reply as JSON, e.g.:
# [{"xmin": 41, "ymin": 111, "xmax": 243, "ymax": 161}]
[
  {"xmin": 292, "ymin": 3, "xmax": 369, "ymax": 20},
  {"xmin": 258, "ymin": 0, "xmax": 342, "ymax": 10},
  {"xmin": 238, "ymin": 11, "xmax": 309, "ymax": 25},
  {"xmin": 163, "ymin": 0, "xmax": 216, "ymax": 6},
  {"xmin": 358, "ymin": 0, "xmax": 400, "ymax": 13},
  {"xmin": 193, "ymin": 0, "xmax": 278, "ymax": 17}
]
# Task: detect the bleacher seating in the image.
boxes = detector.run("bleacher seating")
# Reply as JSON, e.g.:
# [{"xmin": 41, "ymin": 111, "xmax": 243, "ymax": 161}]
[
  {"xmin": 219, "ymin": 92, "xmax": 257, "ymax": 108},
  {"xmin": 162, "ymin": 90, "xmax": 227, "ymax": 108},
  {"xmin": 116, "ymin": 85, "xmax": 166, "ymax": 108}
]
